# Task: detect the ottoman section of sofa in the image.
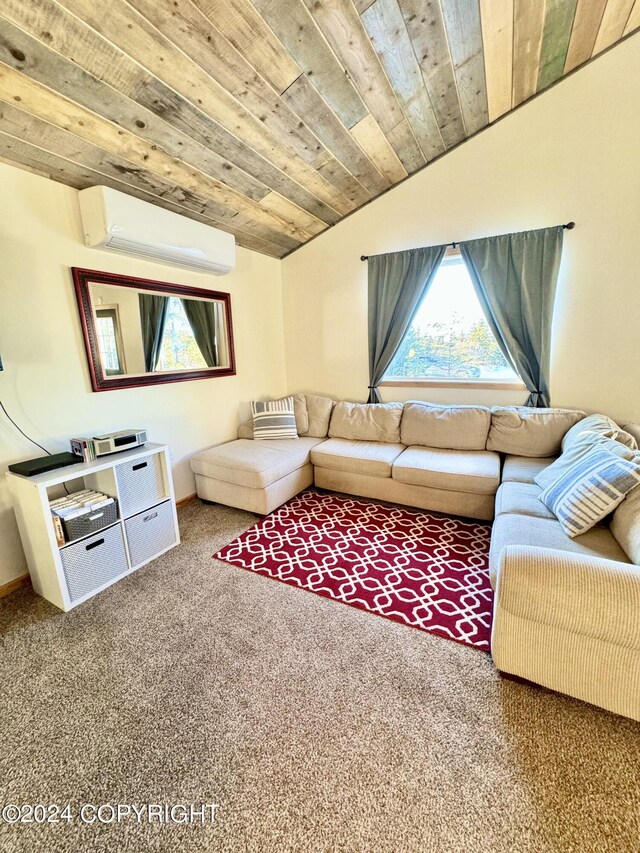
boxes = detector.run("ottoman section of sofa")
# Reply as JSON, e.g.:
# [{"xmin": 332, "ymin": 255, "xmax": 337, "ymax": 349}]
[{"xmin": 191, "ymin": 437, "xmax": 325, "ymax": 514}]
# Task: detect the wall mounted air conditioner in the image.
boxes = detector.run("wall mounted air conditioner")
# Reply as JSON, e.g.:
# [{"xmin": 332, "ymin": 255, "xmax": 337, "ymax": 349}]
[{"xmin": 77, "ymin": 186, "xmax": 236, "ymax": 275}]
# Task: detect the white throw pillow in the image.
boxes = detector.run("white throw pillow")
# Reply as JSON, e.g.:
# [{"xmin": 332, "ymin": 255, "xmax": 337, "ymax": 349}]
[
  {"xmin": 251, "ymin": 397, "xmax": 298, "ymax": 440},
  {"xmin": 561, "ymin": 413, "xmax": 638, "ymax": 451},
  {"xmin": 539, "ymin": 448, "xmax": 640, "ymax": 538}
]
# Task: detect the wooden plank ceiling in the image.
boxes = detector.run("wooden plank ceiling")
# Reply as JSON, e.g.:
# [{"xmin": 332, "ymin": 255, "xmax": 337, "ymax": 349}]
[{"xmin": 0, "ymin": 0, "xmax": 637, "ymax": 258}]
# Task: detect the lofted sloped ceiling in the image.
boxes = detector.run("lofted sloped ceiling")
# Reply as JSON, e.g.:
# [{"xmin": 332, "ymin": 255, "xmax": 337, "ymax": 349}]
[{"xmin": 0, "ymin": 1, "xmax": 637, "ymax": 259}]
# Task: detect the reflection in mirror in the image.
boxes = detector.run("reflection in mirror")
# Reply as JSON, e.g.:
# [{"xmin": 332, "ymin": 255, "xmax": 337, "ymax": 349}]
[
  {"xmin": 95, "ymin": 306, "xmax": 126, "ymax": 375},
  {"xmin": 73, "ymin": 268, "xmax": 235, "ymax": 392}
]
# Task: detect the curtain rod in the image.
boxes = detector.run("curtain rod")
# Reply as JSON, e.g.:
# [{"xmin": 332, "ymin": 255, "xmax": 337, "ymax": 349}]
[{"xmin": 359, "ymin": 221, "xmax": 575, "ymax": 261}]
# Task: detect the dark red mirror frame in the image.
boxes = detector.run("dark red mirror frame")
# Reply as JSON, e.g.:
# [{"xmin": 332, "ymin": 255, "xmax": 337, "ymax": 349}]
[{"xmin": 72, "ymin": 267, "xmax": 236, "ymax": 392}]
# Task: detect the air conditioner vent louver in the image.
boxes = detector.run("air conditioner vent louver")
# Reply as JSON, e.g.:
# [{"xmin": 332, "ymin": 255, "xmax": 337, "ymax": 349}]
[{"xmin": 78, "ymin": 186, "xmax": 236, "ymax": 275}]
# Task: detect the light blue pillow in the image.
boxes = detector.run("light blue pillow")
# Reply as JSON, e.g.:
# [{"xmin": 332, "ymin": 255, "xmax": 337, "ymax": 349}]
[
  {"xmin": 539, "ymin": 449, "xmax": 640, "ymax": 538},
  {"xmin": 534, "ymin": 432, "xmax": 638, "ymax": 491}
]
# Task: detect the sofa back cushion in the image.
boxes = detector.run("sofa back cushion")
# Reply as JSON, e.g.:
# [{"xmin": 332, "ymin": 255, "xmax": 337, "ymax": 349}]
[
  {"xmin": 303, "ymin": 394, "xmax": 335, "ymax": 438},
  {"xmin": 611, "ymin": 485, "xmax": 640, "ymax": 566},
  {"xmin": 329, "ymin": 401, "xmax": 403, "ymax": 444},
  {"xmin": 400, "ymin": 402, "xmax": 491, "ymax": 450},
  {"xmin": 622, "ymin": 423, "xmax": 640, "ymax": 448},
  {"xmin": 562, "ymin": 413, "xmax": 638, "ymax": 451},
  {"xmin": 487, "ymin": 407, "xmax": 585, "ymax": 457}
]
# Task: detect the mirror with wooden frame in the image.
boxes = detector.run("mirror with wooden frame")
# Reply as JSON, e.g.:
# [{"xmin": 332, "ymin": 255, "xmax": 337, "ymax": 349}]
[{"xmin": 72, "ymin": 268, "xmax": 236, "ymax": 391}]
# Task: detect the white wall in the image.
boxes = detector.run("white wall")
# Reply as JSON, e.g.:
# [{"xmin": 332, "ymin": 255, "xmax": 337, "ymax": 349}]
[
  {"xmin": 0, "ymin": 164, "xmax": 287, "ymax": 584},
  {"xmin": 281, "ymin": 35, "xmax": 640, "ymax": 416}
]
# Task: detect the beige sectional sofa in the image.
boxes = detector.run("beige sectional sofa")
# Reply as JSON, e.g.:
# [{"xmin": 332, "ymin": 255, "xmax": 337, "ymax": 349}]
[{"xmin": 191, "ymin": 396, "xmax": 640, "ymax": 721}]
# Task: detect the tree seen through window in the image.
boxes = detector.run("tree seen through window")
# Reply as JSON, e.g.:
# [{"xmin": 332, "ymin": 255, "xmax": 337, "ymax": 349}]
[{"xmin": 385, "ymin": 257, "xmax": 519, "ymax": 381}]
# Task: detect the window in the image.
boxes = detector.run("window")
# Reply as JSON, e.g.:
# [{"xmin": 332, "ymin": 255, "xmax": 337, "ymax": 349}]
[
  {"xmin": 384, "ymin": 255, "xmax": 520, "ymax": 384},
  {"xmin": 95, "ymin": 307, "xmax": 125, "ymax": 376},
  {"xmin": 157, "ymin": 297, "xmax": 208, "ymax": 371}
]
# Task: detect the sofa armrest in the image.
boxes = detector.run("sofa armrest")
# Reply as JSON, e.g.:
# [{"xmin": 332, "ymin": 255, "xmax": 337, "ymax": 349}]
[{"xmin": 494, "ymin": 546, "xmax": 640, "ymax": 649}]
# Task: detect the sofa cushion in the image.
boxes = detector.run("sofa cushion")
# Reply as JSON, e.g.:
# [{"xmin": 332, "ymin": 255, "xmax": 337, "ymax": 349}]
[
  {"xmin": 237, "ymin": 421, "xmax": 254, "ymax": 440},
  {"xmin": 302, "ymin": 394, "xmax": 334, "ymax": 438},
  {"xmin": 535, "ymin": 432, "xmax": 639, "ymax": 491},
  {"xmin": 502, "ymin": 455, "xmax": 557, "ymax": 484},
  {"xmin": 494, "ymin": 482, "xmax": 556, "ymax": 520},
  {"xmin": 489, "ymin": 513, "xmax": 630, "ymax": 585},
  {"xmin": 539, "ymin": 449, "xmax": 640, "ymax": 538},
  {"xmin": 562, "ymin": 412, "xmax": 637, "ymax": 451},
  {"xmin": 392, "ymin": 447, "xmax": 500, "ymax": 495},
  {"xmin": 611, "ymin": 485, "xmax": 640, "ymax": 566},
  {"xmin": 191, "ymin": 437, "xmax": 324, "ymax": 489},
  {"xmin": 329, "ymin": 401, "xmax": 403, "ymax": 444},
  {"xmin": 310, "ymin": 438, "xmax": 405, "ymax": 478},
  {"xmin": 487, "ymin": 407, "xmax": 585, "ymax": 457},
  {"xmin": 292, "ymin": 393, "xmax": 310, "ymax": 435},
  {"xmin": 400, "ymin": 402, "xmax": 491, "ymax": 451},
  {"xmin": 623, "ymin": 423, "xmax": 640, "ymax": 447}
]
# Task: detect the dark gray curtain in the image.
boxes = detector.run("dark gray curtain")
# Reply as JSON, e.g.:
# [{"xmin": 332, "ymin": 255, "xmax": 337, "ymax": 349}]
[
  {"xmin": 138, "ymin": 293, "xmax": 169, "ymax": 372},
  {"xmin": 367, "ymin": 245, "xmax": 446, "ymax": 402},
  {"xmin": 182, "ymin": 299, "xmax": 219, "ymax": 367},
  {"xmin": 460, "ymin": 226, "xmax": 564, "ymax": 407}
]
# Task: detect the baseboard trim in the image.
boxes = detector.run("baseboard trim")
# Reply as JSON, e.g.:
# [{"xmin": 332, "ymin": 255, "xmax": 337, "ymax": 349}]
[
  {"xmin": 176, "ymin": 493, "xmax": 197, "ymax": 508},
  {"xmin": 0, "ymin": 573, "xmax": 31, "ymax": 598}
]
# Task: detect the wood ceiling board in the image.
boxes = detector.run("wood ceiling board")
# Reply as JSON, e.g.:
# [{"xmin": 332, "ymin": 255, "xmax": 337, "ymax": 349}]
[
  {"xmin": 536, "ymin": 0, "xmax": 579, "ymax": 93},
  {"xmin": 126, "ymin": 0, "xmax": 327, "ymax": 170},
  {"xmin": 259, "ymin": 191, "xmax": 329, "ymax": 237},
  {"xmin": 399, "ymin": 0, "xmax": 467, "ymax": 149},
  {"xmin": 479, "ymin": 0, "xmax": 513, "ymax": 122},
  {"xmin": 564, "ymin": 0, "xmax": 608, "ymax": 70},
  {"xmin": 1, "ymin": 0, "xmax": 344, "ymax": 224},
  {"xmin": 316, "ymin": 156, "xmax": 372, "ymax": 206},
  {"xmin": 252, "ymin": 0, "xmax": 369, "ymax": 129},
  {"xmin": 440, "ymin": 0, "xmax": 489, "ymax": 134},
  {"xmin": 54, "ymin": 0, "xmax": 354, "ymax": 216},
  {"xmin": 354, "ymin": 0, "xmax": 376, "ymax": 12},
  {"xmin": 593, "ymin": 0, "xmax": 636, "ymax": 53},
  {"xmin": 362, "ymin": 0, "xmax": 445, "ymax": 161},
  {"xmin": 350, "ymin": 113, "xmax": 407, "ymax": 183},
  {"xmin": 300, "ymin": 0, "xmax": 405, "ymax": 135},
  {"xmin": 512, "ymin": 0, "xmax": 547, "ymax": 106},
  {"xmin": 624, "ymin": 1, "xmax": 640, "ymax": 33},
  {"xmin": 300, "ymin": 0, "xmax": 426, "ymax": 173},
  {"xmin": 281, "ymin": 73, "xmax": 388, "ymax": 195},
  {"xmin": 0, "ymin": 153, "xmax": 51, "ymax": 179},
  {"xmin": 191, "ymin": 0, "xmax": 301, "ymax": 94},
  {"xmin": 385, "ymin": 116, "xmax": 426, "ymax": 173}
]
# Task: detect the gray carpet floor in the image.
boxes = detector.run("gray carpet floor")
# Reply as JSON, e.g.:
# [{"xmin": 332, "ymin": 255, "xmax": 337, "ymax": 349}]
[{"xmin": 0, "ymin": 497, "xmax": 639, "ymax": 853}]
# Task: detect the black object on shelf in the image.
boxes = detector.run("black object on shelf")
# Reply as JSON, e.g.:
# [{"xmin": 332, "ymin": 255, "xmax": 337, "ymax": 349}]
[{"xmin": 8, "ymin": 452, "xmax": 83, "ymax": 477}]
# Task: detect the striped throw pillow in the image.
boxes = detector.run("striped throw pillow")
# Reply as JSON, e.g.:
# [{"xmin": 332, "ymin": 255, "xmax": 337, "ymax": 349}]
[
  {"xmin": 251, "ymin": 397, "xmax": 298, "ymax": 440},
  {"xmin": 539, "ymin": 448, "xmax": 640, "ymax": 538}
]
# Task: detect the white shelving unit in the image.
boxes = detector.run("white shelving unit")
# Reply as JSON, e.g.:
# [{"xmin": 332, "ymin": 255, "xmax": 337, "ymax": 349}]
[{"xmin": 6, "ymin": 443, "xmax": 180, "ymax": 611}]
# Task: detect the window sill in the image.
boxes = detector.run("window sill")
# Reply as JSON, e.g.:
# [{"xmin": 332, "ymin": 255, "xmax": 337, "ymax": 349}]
[{"xmin": 379, "ymin": 378, "xmax": 527, "ymax": 391}]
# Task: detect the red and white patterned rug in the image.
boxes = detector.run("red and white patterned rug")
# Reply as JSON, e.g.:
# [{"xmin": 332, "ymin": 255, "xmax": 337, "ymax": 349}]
[{"xmin": 214, "ymin": 490, "xmax": 494, "ymax": 650}]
